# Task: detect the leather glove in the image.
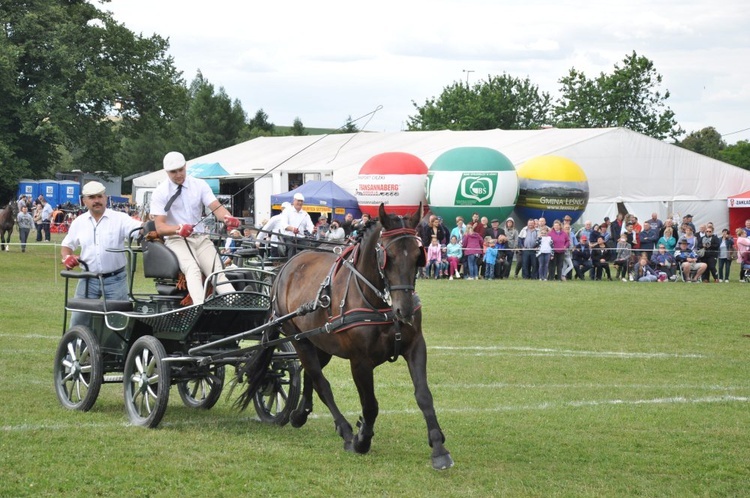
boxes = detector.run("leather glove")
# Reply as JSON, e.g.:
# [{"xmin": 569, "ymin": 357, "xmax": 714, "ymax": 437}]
[
  {"xmin": 224, "ymin": 215, "xmax": 240, "ymax": 230},
  {"xmin": 62, "ymin": 255, "xmax": 79, "ymax": 270},
  {"xmin": 177, "ymin": 224, "xmax": 194, "ymax": 238}
]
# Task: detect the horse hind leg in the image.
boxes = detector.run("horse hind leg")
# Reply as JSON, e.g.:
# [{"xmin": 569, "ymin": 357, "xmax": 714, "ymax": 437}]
[
  {"xmin": 293, "ymin": 339, "xmax": 354, "ymax": 451},
  {"xmin": 290, "ymin": 347, "xmax": 335, "ymax": 427},
  {"xmin": 290, "ymin": 371, "xmax": 313, "ymax": 428}
]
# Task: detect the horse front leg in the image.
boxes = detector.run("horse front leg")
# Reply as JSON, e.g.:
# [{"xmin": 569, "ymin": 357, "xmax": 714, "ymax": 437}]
[
  {"xmin": 350, "ymin": 360, "xmax": 377, "ymax": 454},
  {"xmin": 405, "ymin": 335, "xmax": 454, "ymax": 470}
]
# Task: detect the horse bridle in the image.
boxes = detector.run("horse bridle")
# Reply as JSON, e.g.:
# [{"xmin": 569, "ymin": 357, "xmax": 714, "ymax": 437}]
[{"xmin": 377, "ymin": 227, "xmax": 422, "ymax": 295}]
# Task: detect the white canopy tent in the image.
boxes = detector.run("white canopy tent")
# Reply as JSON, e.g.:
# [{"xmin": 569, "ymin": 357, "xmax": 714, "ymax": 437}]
[{"xmin": 133, "ymin": 127, "xmax": 750, "ymax": 229}]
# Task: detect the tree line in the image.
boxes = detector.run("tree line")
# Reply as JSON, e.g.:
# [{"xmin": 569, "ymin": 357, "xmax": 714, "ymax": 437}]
[{"xmin": 1, "ymin": 2, "xmax": 747, "ymax": 202}]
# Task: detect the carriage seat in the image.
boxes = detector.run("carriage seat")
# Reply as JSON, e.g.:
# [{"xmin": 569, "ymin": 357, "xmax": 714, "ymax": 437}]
[
  {"xmin": 223, "ymin": 269, "xmax": 255, "ymax": 291},
  {"xmin": 66, "ymin": 298, "xmax": 133, "ymax": 313},
  {"xmin": 141, "ymin": 221, "xmax": 185, "ymax": 296}
]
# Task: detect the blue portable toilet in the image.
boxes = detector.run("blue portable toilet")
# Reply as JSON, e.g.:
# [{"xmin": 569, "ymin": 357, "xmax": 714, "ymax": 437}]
[
  {"xmin": 17, "ymin": 179, "xmax": 39, "ymax": 201},
  {"xmin": 57, "ymin": 180, "xmax": 80, "ymax": 206},
  {"xmin": 39, "ymin": 179, "xmax": 60, "ymax": 207}
]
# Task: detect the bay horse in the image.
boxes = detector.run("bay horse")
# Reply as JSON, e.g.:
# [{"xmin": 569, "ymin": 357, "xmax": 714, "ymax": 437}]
[
  {"xmin": 237, "ymin": 203, "xmax": 453, "ymax": 470},
  {"xmin": 0, "ymin": 201, "xmax": 17, "ymax": 251}
]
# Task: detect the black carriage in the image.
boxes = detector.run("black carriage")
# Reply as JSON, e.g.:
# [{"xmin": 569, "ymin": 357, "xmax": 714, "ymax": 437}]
[
  {"xmin": 53, "ymin": 228, "xmax": 301, "ymax": 428},
  {"xmin": 54, "ymin": 205, "xmax": 453, "ymax": 469}
]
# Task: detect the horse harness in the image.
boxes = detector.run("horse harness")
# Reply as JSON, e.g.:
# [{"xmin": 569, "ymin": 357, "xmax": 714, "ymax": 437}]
[{"xmin": 277, "ymin": 224, "xmax": 423, "ymax": 363}]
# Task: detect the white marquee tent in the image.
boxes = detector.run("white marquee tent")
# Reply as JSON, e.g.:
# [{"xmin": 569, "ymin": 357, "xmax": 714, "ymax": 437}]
[{"xmin": 133, "ymin": 127, "xmax": 750, "ymax": 229}]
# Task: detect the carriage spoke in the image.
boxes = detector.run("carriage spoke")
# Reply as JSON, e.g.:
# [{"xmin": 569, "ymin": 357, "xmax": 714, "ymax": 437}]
[{"xmin": 66, "ymin": 342, "xmax": 78, "ymax": 362}]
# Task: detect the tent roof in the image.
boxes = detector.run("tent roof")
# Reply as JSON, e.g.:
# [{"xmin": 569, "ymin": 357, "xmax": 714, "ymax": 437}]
[
  {"xmin": 271, "ymin": 180, "xmax": 358, "ymax": 209},
  {"xmin": 132, "ymin": 127, "xmax": 750, "ymax": 204},
  {"xmin": 187, "ymin": 162, "xmax": 228, "ymax": 178}
]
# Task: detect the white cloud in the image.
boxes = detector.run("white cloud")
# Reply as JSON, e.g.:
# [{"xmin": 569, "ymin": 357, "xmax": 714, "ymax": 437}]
[{"xmin": 104, "ymin": 0, "xmax": 750, "ymax": 142}]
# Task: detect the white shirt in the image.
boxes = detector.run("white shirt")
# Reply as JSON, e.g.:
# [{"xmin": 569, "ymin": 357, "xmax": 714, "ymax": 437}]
[
  {"xmin": 282, "ymin": 206, "xmax": 314, "ymax": 238},
  {"xmin": 150, "ymin": 175, "xmax": 217, "ymax": 234},
  {"xmin": 41, "ymin": 203, "xmax": 53, "ymax": 221},
  {"xmin": 62, "ymin": 209, "xmax": 142, "ymax": 274},
  {"xmin": 256, "ymin": 214, "xmax": 286, "ymax": 247}
]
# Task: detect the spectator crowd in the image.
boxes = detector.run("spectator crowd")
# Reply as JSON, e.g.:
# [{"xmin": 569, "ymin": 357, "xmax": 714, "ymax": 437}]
[{"xmin": 415, "ymin": 212, "xmax": 750, "ymax": 284}]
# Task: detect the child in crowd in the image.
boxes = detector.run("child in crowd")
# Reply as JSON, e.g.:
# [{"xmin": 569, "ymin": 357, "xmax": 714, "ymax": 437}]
[
  {"xmin": 536, "ymin": 227, "xmax": 552, "ymax": 281},
  {"xmin": 613, "ymin": 233, "xmax": 632, "ymax": 281},
  {"xmin": 634, "ymin": 253, "xmax": 658, "ymax": 282},
  {"xmin": 426, "ymin": 236, "xmax": 443, "ymax": 279},
  {"xmin": 736, "ymin": 227, "xmax": 750, "ymax": 281},
  {"xmin": 483, "ymin": 239, "xmax": 498, "ymax": 280}
]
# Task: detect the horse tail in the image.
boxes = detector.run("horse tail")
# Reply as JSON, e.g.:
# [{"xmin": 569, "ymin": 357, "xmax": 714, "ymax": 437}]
[{"xmin": 233, "ymin": 324, "xmax": 281, "ymax": 411}]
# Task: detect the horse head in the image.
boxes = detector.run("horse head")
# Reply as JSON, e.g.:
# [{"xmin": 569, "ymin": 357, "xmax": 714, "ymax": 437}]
[{"xmin": 377, "ymin": 203, "xmax": 423, "ymax": 325}]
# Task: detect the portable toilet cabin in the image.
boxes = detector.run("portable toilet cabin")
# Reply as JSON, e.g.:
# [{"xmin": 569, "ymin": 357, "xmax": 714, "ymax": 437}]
[
  {"xmin": 17, "ymin": 179, "xmax": 39, "ymax": 201},
  {"xmin": 39, "ymin": 179, "xmax": 60, "ymax": 207},
  {"xmin": 57, "ymin": 180, "xmax": 80, "ymax": 207}
]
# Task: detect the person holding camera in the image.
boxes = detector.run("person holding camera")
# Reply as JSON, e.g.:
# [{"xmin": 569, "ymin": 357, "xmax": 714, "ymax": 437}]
[{"xmin": 326, "ymin": 219, "xmax": 346, "ymax": 243}]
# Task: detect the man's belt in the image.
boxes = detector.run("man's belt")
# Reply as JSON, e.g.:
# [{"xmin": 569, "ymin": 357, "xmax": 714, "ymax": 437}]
[{"xmin": 101, "ymin": 267, "xmax": 125, "ymax": 278}]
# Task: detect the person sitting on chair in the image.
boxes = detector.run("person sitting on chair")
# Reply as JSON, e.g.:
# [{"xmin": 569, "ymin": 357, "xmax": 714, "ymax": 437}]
[
  {"xmin": 674, "ymin": 238, "xmax": 707, "ymax": 283},
  {"xmin": 150, "ymin": 151, "xmax": 240, "ymax": 305}
]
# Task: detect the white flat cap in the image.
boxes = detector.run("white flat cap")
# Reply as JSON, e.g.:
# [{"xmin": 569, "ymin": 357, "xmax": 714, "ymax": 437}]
[
  {"xmin": 163, "ymin": 151, "xmax": 186, "ymax": 171},
  {"xmin": 82, "ymin": 181, "xmax": 106, "ymax": 196}
]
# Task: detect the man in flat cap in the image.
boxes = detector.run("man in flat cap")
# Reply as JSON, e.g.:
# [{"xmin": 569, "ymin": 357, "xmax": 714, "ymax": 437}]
[
  {"xmin": 281, "ymin": 192, "xmax": 315, "ymax": 257},
  {"xmin": 61, "ymin": 181, "xmax": 143, "ymax": 326},
  {"xmin": 150, "ymin": 151, "xmax": 240, "ymax": 305}
]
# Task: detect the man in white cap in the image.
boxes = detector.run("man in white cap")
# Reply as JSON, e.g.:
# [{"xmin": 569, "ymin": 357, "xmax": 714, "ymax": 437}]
[
  {"xmin": 282, "ymin": 192, "xmax": 315, "ymax": 256},
  {"xmin": 61, "ymin": 181, "xmax": 143, "ymax": 326},
  {"xmin": 150, "ymin": 151, "xmax": 241, "ymax": 305},
  {"xmin": 256, "ymin": 201, "xmax": 290, "ymax": 258}
]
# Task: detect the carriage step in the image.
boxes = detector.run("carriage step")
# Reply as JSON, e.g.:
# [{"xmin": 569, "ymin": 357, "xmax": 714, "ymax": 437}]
[{"xmin": 103, "ymin": 374, "xmax": 124, "ymax": 383}]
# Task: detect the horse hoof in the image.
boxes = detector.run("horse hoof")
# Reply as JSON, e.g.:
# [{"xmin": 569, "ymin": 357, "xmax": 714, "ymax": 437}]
[
  {"xmin": 290, "ymin": 410, "xmax": 309, "ymax": 428},
  {"xmin": 343, "ymin": 440, "xmax": 355, "ymax": 453},
  {"xmin": 432, "ymin": 452, "xmax": 454, "ymax": 471},
  {"xmin": 353, "ymin": 435, "xmax": 372, "ymax": 455}
]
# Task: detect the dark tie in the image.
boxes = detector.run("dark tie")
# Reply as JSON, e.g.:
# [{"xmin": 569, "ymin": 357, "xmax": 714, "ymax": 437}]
[{"xmin": 163, "ymin": 184, "xmax": 182, "ymax": 212}]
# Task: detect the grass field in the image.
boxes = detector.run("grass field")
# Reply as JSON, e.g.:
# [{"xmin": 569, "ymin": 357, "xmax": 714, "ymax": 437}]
[{"xmin": 1, "ymin": 236, "xmax": 749, "ymax": 497}]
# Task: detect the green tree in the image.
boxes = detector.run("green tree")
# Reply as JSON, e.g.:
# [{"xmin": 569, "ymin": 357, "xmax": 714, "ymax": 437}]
[
  {"xmin": 0, "ymin": 0, "xmax": 185, "ymax": 199},
  {"xmin": 407, "ymin": 74, "xmax": 552, "ymax": 131},
  {"xmin": 249, "ymin": 109, "xmax": 275, "ymax": 134},
  {"xmin": 290, "ymin": 117, "xmax": 307, "ymax": 136},
  {"xmin": 338, "ymin": 116, "xmax": 359, "ymax": 133},
  {"xmin": 676, "ymin": 127, "xmax": 725, "ymax": 159},
  {"xmin": 168, "ymin": 71, "xmax": 246, "ymax": 159},
  {"xmin": 720, "ymin": 140, "xmax": 750, "ymax": 171},
  {"xmin": 554, "ymin": 51, "xmax": 682, "ymax": 140}
]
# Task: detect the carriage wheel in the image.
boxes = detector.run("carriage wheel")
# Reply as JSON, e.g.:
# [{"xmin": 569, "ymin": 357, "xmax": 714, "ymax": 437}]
[
  {"xmin": 177, "ymin": 364, "xmax": 225, "ymax": 410},
  {"xmin": 253, "ymin": 341, "xmax": 301, "ymax": 425},
  {"xmin": 123, "ymin": 335, "xmax": 171, "ymax": 428},
  {"xmin": 53, "ymin": 325, "xmax": 102, "ymax": 412}
]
